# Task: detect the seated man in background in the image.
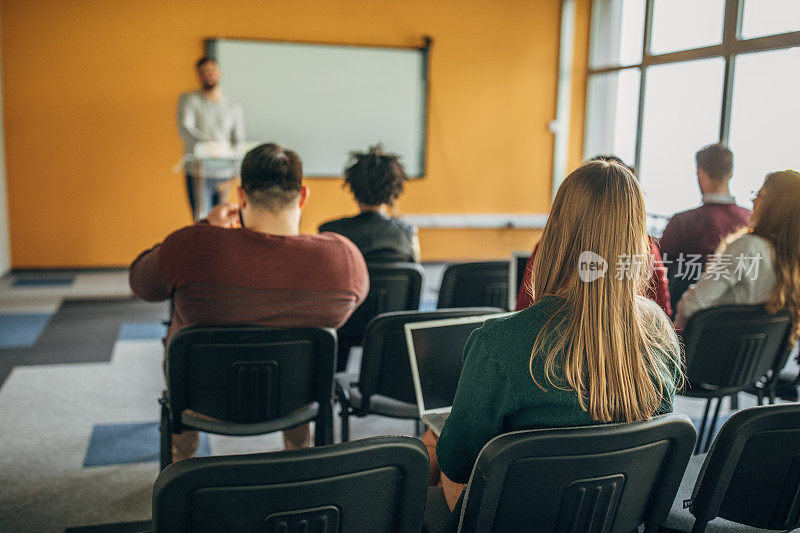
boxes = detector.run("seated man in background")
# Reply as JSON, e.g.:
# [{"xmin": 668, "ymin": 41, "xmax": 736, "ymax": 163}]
[
  {"xmin": 129, "ymin": 142, "xmax": 369, "ymax": 460},
  {"xmin": 659, "ymin": 143, "xmax": 750, "ymax": 316},
  {"xmin": 319, "ymin": 145, "xmax": 420, "ymax": 263}
]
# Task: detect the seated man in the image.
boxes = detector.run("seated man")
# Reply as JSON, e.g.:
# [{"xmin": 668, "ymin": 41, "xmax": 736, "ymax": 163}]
[
  {"xmin": 319, "ymin": 145, "xmax": 420, "ymax": 263},
  {"xmin": 129, "ymin": 142, "xmax": 369, "ymax": 460},
  {"xmin": 659, "ymin": 143, "xmax": 750, "ymax": 316}
]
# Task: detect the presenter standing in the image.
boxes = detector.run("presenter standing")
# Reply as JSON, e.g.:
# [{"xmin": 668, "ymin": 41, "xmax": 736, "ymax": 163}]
[{"xmin": 177, "ymin": 56, "xmax": 245, "ymax": 220}]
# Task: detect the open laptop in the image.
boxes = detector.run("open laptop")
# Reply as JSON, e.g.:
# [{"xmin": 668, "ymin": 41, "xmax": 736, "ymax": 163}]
[
  {"xmin": 508, "ymin": 250, "xmax": 532, "ymax": 310},
  {"xmin": 405, "ymin": 313, "xmax": 512, "ymax": 435}
]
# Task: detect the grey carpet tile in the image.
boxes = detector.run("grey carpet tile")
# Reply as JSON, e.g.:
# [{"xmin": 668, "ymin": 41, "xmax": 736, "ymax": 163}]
[{"xmin": 0, "ymin": 298, "xmax": 168, "ymax": 387}]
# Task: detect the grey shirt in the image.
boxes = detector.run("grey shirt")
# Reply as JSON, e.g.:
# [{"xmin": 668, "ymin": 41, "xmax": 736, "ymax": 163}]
[
  {"xmin": 177, "ymin": 91, "xmax": 245, "ymax": 176},
  {"xmin": 675, "ymin": 234, "xmax": 777, "ymax": 328}
]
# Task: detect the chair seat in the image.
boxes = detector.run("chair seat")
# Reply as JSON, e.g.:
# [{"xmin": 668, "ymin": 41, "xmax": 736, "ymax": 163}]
[
  {"xmin": 423, "ymin": 486, "xmax": 451, "ymax": 533},
  {"xmin": 335, "ymin": 373, "xmax": 419, "ymax": 419},
  {"xmin": 664, "ymin": 454, "xmax": 785, "ymax": 532}
]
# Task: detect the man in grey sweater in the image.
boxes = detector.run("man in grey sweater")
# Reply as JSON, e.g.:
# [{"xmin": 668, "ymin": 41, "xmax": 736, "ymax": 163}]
[{"xmin": 177, "ymin": 56, "xmax": 245, "ymax": 220}]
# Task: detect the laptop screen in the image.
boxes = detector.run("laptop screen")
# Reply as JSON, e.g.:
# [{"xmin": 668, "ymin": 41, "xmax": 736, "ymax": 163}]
[{"xmin": 406, "ymin": 315, "xmax": 504, "ymax": 412}]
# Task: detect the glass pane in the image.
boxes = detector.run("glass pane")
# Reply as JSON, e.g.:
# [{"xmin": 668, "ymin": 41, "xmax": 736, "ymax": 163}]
[
  {"xmin": 741, "ymin": 0, "xmax": 800, "ymax": 39},
  {"xmin": 590, "ymin": 0, "xmax": 646, "ymax": 68},
  {"xmin": 639, "ymin": 58, "xmax": 725, "ymax": 216},
  {"xmin": 583, "ymin": 68, "xmax": 640, "ymax": 166},
  {"xmin": 729, "ymin": 48, "xmax": 800, "ymax": 209},
  {"xmin": 650, "ymin": 0, "xmax": 725, "ymax": 55}
]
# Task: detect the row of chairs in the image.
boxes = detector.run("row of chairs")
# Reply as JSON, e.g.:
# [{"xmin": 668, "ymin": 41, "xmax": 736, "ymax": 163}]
[
  {"xmin": 336, "ymin": 261, "xmax": 510, "ymax": 367},
  {"xmin": 148, "ymin": 404, "xmax": 800, "ymax": 532},
  {"xmin": 160, "ymin": 303, "xmax": 796, "ymax": 467},
  {"xmin": 159, "ymin": 307, "xmax": 503, "ymax": 468}
]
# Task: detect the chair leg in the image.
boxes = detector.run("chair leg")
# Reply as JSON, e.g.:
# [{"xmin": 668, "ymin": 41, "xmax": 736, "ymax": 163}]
[
  {"xmin": 694, "ymin": 399, "xmax": 712, "ymax": 455},
  {"xmin": 704, "ymin": 398, "xmax": 724, "ymax": 453},
  {"xmin": 690, "ymin": 519, "xmax": 708, "ymax": 533},
  {"xmin": 340, "ymin": 406, "xmax": 351, "ymax": 443},
  {"xmin": 159, "ymin": 395, "xmax": 172, "ymax": 471},
  {"xmin": 316, "ymin": 400, "xmax": 334, "ymax": 446},
  {"xmin": 728, "ymin": 393, "xmax": 739, "ymax": 410}
]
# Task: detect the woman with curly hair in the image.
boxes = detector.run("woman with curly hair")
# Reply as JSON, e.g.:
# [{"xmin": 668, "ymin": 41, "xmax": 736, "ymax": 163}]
[{"xmin": 319, "ymin": 145, "xmax": 420, "ymax": 262}]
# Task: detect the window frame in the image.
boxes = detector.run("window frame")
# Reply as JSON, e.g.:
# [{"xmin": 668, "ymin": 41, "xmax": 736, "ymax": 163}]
[{"xmin": 585, "ymin": 0, "xmax": 800, "ymax": 172}]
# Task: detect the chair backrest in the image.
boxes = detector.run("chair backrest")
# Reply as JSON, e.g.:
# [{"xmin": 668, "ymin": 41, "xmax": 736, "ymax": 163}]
[
  {"xmin": 165, "ymin": 326, "xmax": 336, "ymax": 432},
  {"xmin": 683, "ymin": 305, "xmax": 793, "ymax": 393},
  {"xmin": 152, "ymin": 436, "xmax": 430, "ymax": 533},
  {"xmin": 356, "ymin": 308, "xmax": 504, "ymax": 411},
  {"xmin": 437, "ymin": 261, "xmax": 510, "ymax": 310},
  {"xmin": 459, "ymin": 414, "xmax": 697, "ymax": 532},
  {"xmin": 689, "ymin": 404, "xmax": 800, "ymax": 530},
  {"xmin": 338, "ymin": 262, "xmax": 424, "ymax": 339}
]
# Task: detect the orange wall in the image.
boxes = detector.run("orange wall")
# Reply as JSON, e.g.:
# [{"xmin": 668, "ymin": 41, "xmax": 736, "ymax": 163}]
[{"xmin": 1, "ymin": 0, "xmax": 588, "ymax": 267}]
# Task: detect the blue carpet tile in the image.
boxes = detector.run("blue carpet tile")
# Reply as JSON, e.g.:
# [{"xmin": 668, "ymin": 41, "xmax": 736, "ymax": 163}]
[
  {"xmin": 83, "ymin": 422, "xmax": 210, "ymax": 467},
  {"xmin": 0, "ymin": 313, "xmax": 52, "ymax": 348},
  {"xmin": 117, "ymin": 322, "xmax": 167, "ymax": 341},
  {"xmin": 12, "ymin": 276, "xmax": 75, "ymax": 287}
]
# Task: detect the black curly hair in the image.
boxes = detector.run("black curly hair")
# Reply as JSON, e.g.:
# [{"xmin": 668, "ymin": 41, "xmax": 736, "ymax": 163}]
[{"xmin": 344, "ymin": 145, "xmax": 408, "ymax": 207}]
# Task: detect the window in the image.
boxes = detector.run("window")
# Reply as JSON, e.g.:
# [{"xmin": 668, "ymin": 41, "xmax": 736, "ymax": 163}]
[
  {"xmin": 650, "ymin": 0, "xmax": 725, "ymax": 54},
  {"xmin": 584, "ymin": 68, "xmax": 640, "ymax": 165},
  {"xmin": 728, "ymin": 47, "xmax": 800, "ymax": 208},
  {"xmin": 589, "ymin": 0, "xmax": 646, "ymax": 68},
  {"xmin": 585, "ymin": 0, "xmax": 800, "ymax": 218},
  {"xmin": 639, "ymin": 58, "xmax": 725, "ymax": 216},
  {"xmin": 740, "ymin": 0, "xmax": 800, "ymax": 39}
]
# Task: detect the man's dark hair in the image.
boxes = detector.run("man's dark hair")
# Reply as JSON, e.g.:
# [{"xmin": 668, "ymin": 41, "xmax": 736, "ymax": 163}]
[
  {"xmin": 344, "ymin": 145, "xmax": 408, "ymax": 206},
  {"xmin": 240, "ymin": 143, "xmax": 303, "ymax": 211},
  {"xmin": 195, "ymin": 56, "xmax": 217, "ymax": 69},
  {"xmin": 696, "ymin": 143, "xmax": 733, "ymax": 182}
]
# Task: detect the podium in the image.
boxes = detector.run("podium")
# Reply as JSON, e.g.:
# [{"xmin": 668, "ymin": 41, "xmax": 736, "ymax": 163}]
[{"xmin": 185, "ymin": 155, "xmax": 241, "ymax": 221}]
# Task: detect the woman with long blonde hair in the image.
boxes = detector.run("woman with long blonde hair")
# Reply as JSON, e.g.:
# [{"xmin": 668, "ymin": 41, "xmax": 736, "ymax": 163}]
[
  {"xmin": 676, "ymin": 170, "xmax": 800, "ymax": 343},
  {"xmin": 427, "ymin": 160, "xmax": 683, "ymax": 531}
]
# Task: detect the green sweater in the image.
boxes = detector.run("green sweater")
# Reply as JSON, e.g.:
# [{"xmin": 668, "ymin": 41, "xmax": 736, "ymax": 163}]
[{"xmin": 436, "ymin": 295, "xmax": 680, "ymax": 532}]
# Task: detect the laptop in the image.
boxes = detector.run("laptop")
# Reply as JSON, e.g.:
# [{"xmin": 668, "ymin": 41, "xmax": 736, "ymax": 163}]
[
  {"xmin": 508, "ymin": 250, "xmax": 532, "ymax": 310},
  {"xmin": 405, "ymin": 313, "xmax": 512, "ymax": 436}
]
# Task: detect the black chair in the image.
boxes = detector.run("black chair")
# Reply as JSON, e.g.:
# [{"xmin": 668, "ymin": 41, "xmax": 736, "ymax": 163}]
[
  {"xmin": 337, "ymin": 262, "xmax": 424, "ymax": 372},
  {"xmin": 336, "ymin": 308, "xmax": 504, "ymax": 442},
  {"xmin": 437, "ymin": 261, "xmax": 510, "ymax": 310},
  {"xmin": 160, "ymin": 326, "xmax": 337, "ymax": 470},
  {"xmin": 680, "ymin": 305, "xmax": 793, "ymax": 453},
  {"xmin": 747, "ymin": 341, "xmax": 800, "ymax": 405},
  {"xmin": 152, "ymin": 436, "xmax": 430, "ymax": 533},
  {"xmin": 424, "ymin": 414, "xmax": 696, "ymax": 533},
  {"xmin": 664, "ymin": 404, "xmax": 800, "ymax": 533}
]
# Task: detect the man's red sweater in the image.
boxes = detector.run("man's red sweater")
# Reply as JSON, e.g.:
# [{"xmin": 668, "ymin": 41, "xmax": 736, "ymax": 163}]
[{"xmin": 129, "ymin": 223, "xmax": 369, "ymax": 339}]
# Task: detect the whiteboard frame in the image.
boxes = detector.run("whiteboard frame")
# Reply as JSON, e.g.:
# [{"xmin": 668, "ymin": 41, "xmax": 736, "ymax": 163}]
[{"xmin": 205, "ymin": 36, "xmax": 431, "ymax": 178}]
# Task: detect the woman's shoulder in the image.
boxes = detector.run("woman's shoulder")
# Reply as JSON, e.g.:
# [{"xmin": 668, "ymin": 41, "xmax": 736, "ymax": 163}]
[
  {"xmin": 722, "ymin": 232, "xmax": 774, "ymax": 253},
  {"xmin": 475, "ymin": 297, "xmax": 568, "ymax": 349}
]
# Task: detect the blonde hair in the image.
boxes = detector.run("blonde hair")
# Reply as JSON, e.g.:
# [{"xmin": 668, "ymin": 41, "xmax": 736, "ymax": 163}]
[
  {"xmin": 751, "ymin": 170, "xmax": 800, "ymax": 343},
  {"xmin": 529, "ymin": 161, "xmax": 682, "ymax": 423}
]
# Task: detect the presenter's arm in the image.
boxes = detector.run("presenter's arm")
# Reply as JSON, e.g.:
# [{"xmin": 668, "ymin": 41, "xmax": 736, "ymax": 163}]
[{"xmin": 177, "ymin": 94, "xmax": 211, "ymax": 145}]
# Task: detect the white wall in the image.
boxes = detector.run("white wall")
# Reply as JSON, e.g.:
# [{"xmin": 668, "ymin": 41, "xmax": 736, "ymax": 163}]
[{"xmin": 0, "ymin": 12, "xmax": 10, "ymax": 276}]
